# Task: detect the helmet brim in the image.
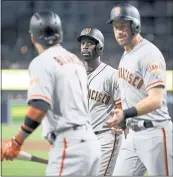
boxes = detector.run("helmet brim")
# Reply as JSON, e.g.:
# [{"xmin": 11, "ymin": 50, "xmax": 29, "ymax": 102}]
[
  {"xmin": 106, "ymin": 19, "xmax": 112, "ymax": 24},
  {"xmin": 106, "ymin": 16, "xmax": 133, "ymax": 24},
  {"xmin": 76, "ymin": 35, "xmax": 82, "ymax": 42},
  {"xmin": 76, "ymin": 35, "xmax": 98, "ymax": 44}
]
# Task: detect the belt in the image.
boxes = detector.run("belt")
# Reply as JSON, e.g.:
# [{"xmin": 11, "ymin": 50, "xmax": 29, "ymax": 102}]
[
  {"xmin": 143, "ymin": 121, "xmax": 154, "ymax": 128},
  {"xmin": 127, "ymin": 120, "xmax": 154, "ymax": 132},
  {"xmin": 47, "ymin": 124, "xmax": 88, "ymax": 144},
  {"xmin": 94, "ymin": 129, "xmax": 110, "ymax": 135}
]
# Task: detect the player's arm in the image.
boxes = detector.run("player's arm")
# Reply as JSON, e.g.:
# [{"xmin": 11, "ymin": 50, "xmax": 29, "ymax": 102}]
[
  {"xmin": 107, "ymin": 55, "xmax": 166, "ymax": 127},
  {"xmin": 14, "ymin": 100, "xmax": 50, "ymax": 145},
  {"xmin": 121, "ymin": 85, "xmax": 164, "ymax": 120},
  {"xmin": 110, "ymin": 71, "xmax": 122, "ymax": 109},
  {"xmin": 112, "ymin": 92, "xmax": 128, "ymax": 136},
  {"xmin": 15, "ymin": 61, "xmax": 54, "ymax": 144},
  {"xmin": 1, "ymin": 100, "xmax": 50, "ymax": 161},
  {"xmin": 109, "ymin": 71, "xmax": 127, "ymax": 131},
  {"xmin": 114, "ymin": 95, "xmax": 129, "ymax": 132},
  {"xmin": 123, "ymin": 56, "xmax": 166, "ymax": 119},
  {"xmin": 1, "ymin": 64, "xmax": 54, "ymax": 161},
  {"xmin": 135, "ymin": 86, "xmax": 164, "ymax": 116}
]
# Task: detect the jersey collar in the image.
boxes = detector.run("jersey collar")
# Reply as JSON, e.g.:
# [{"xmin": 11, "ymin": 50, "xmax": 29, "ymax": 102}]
[{"xmin": 87, "ymin": 62, "xmax": 107, "ymax": 78}]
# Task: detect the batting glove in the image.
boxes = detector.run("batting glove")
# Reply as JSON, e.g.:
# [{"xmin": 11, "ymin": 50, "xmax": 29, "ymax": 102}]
[{"xmin": 1, "ymin": 137, "xmax": 22, "ymax": 161}]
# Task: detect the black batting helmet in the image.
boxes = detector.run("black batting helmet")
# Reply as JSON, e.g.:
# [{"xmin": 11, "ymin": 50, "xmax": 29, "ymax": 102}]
[
  {"xmin": 29, "ymin": 10, "xmax": 63, "ymax": 46},
  {"xmin": 77, "ymin": 28, "xmax": 104, "ymax": 56},
  {"xmin": 107, "ymin": 4, "xmax": 141, "ymax": 35}
]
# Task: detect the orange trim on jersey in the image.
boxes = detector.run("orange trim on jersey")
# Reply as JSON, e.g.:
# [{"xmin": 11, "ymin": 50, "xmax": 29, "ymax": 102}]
[
  {"xmin": 146, "ymin": 80, "xmax": 164, "ymax": 90},
  {"xmin": 116, "ymin": 103, "xmax": 122, "ymax": 109},
  {"xmin": 115, "ymin": 98, "xmax": 121, "ymax": 104},
  {"xmin": 104, "ymin": 133, "xmax": 117, "ymax": 176},
  {"xmin": 162, "ymin": 128, "xmax": 169, "ymax": 176},
  {"xmin": 28, "ymin": 94, "xmax": 51, "ymax": 103},
  {"xmin": 26, "ymin": 106, "xmax": 46, "ymax": 122},
  {"xmin": 59, "ymin": 137, "xmax": 67, "ymax": 176}
]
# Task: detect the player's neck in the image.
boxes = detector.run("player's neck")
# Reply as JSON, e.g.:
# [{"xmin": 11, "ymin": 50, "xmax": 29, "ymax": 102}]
[
  {"xmin": 84, "ymin": 57, "xmax": 101, "ymax": 74},
  {"xmin": 35, "ymin": 43, "xmax": 46, "ymax": 54},
  {"xmin": 124, "ymin": 34, "xmax": 143, "ymax": 52}
]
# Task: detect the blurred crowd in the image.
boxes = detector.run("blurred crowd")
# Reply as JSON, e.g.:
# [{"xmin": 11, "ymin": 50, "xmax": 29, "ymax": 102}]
[{"xmin": 2, "ymin": 0, "xmax": 173, "ymax": 69}]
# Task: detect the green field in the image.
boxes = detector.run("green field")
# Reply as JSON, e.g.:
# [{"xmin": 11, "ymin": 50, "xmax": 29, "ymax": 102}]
[
  {"xmin": 1, "ymin": 123, "xmax": 43, "ymax": 140},
  {"xmin": 1, "ymin": 123, "xmax": 48, "ymax": 176},
  {"xmin": 2, "ymin": 151, "xmax": 47, "ymax": 176},
  {"xmin": 11, "ymin": 104, "xmax": 28, "ymax": 122}
]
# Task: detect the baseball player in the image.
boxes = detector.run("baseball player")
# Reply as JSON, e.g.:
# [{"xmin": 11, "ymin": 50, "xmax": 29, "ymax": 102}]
[
  {"xmin": 106, "ymin": 4, "xmax": 173, "ymax": 176},
  {"xmin": 1, "ymin": 10, "xmax": 101, "ymax": 176},
  {"xmin": 76, "ymin": 28, "xmax": 122, "ymax": 176}
]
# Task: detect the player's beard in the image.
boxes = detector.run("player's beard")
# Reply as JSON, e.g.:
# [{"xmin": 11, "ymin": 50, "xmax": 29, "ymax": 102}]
[
  {"xmin": 81, "ymin": 50, "xmax": 98, "ymax": 61},
  {"xmin": 116, "ymin": 34, "xmax": 133, "ymax": 47}
]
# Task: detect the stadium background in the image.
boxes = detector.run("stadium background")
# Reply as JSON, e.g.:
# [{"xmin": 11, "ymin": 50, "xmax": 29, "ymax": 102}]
[{"xmin": 1, "ymin": 0, "xmax": 173, "ymax": 176}]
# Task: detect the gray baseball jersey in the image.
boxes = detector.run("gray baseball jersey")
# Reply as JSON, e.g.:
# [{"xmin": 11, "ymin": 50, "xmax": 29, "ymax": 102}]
[
  {"xmin": 118, "ymin": 39, "xmax": 170, "ymax": 122},
  {"xmin": 87, "ymin": 62, "xmax": 122, "ymax": 175},
  {"xmin": 27, "ymin": 45, "xmax": 89, "ymax": 130},
  {"xmin": 88, "ymin": 62, "xmax": 121, "ymax": 132},
  {"xmin": 42, "ymin": 110, "xmax": 56, "ymax": 138},
  {"xmin": 113, "ymin": 39, "xmax": 173, "ymax": 176},
  {"xmin": 27, "ymin": 45, "xmax": 101, "ymax": 176}
]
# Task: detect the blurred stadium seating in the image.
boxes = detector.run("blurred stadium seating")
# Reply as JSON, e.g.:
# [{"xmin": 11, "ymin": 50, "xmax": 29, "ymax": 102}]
[{"xmin": 1, "ymin": 0, "xmax": 173, "ymax": 70}]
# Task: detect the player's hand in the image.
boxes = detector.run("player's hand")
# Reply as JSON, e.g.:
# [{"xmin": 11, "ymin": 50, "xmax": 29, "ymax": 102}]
[
  {"xmin": 1, "ymin": 138, "xmax": 22, "ymax": 161},
  {"xmin": 110, "ymin": 121, "xmax": 126, "ymax": 134},
  {"xmin": 54, "ymin": 55, "xmax": 80, "ymax": 65},
  {"xmin": 111, "ymin": 127, "xmax": 129, "ymax": 138},
  {"xmin": 106, "ymin": 108, "xmax": 124, "ymax": 128},
  {"xmin": 111, "ymin": 126, "xmax": 124, "ymax": 135},
  {"xmin": 124, "ymin": 128, "xmax": 129, "ymax": 137}
]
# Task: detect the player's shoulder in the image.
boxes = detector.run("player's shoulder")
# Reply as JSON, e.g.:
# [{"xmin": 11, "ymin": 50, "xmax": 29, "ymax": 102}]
[
  {"xmin": 103, "ymin": 62, "xmax": 116, "ymax": 71},
  {"xmin": 101, "ymin": 62, "xmax": 118, "ymax": 81},
  {"xmin": 29, "ymin": 46, "xmax": 81, "ymax": 70},
  {"xmin": 28, "ymin": 54, "xmax": 41, "ymax": 70},
  {"xmin": 60, "ymin": 46, "xmax": 77, "ymax": 58},
  {"xmin": 103, "ymin": 62, "xmax": 117, "ymax": 75},
  {"xmin": 140, "ymin": 39, "xmax": 165, "ymax": 63},
  {"xmin": 142, "ymin": 39, "xmax": 164, "ymax": 57},
  {"xmin": 29, "ymin": 52, "xmax": 51, "ymax": 71},
  {"xmin": 57, "ymin": 46, "xmax": 84, "ymax": 66}
]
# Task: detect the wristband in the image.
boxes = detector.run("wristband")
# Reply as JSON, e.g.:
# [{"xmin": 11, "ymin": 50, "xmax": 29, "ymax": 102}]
[
  {"xmin": 21, "ymin": 116, "xmax": 40, "ymax": 134},
  {"xmin": 13, "ymin": 137, "xmax": 22, "ymax": 146},
  {"xmin": 123, "ymin": 107, "xmax": 137, "ymax": 119}
]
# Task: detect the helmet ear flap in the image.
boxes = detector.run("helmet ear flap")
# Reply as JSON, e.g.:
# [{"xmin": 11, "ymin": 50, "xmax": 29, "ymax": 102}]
[
  {"xmin": 96, "ymin": 42, "xmax": 104, "ymax": 56},
  {"xmin": 131, "ymin": 19, "xmax": 141, "ymax": 34}
]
